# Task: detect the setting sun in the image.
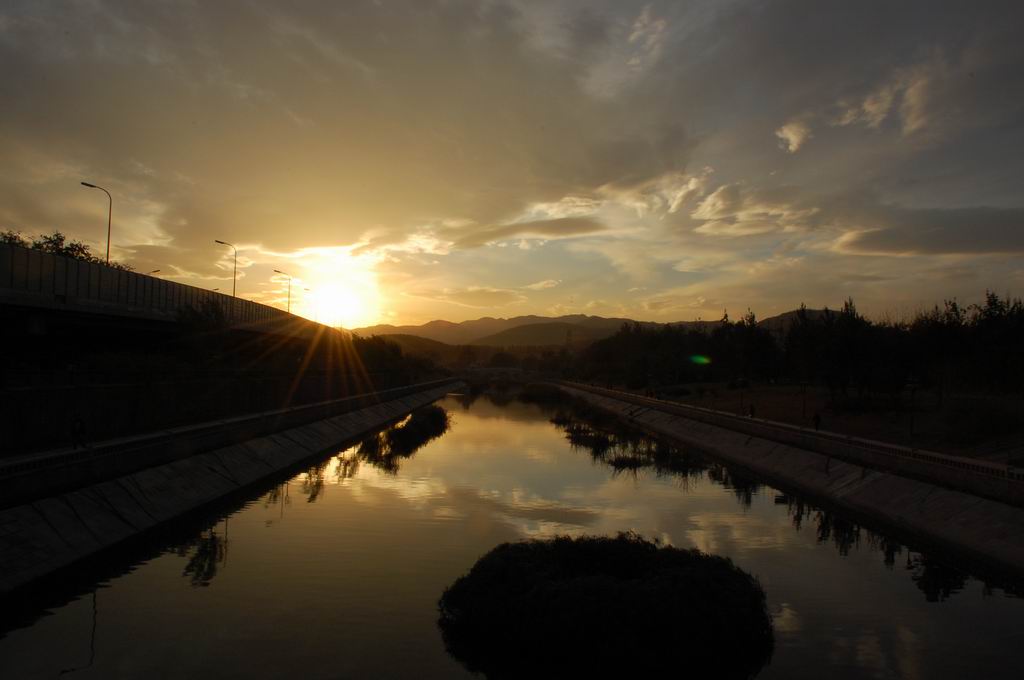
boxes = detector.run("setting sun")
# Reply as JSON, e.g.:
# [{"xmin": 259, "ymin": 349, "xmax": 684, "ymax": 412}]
[
  {"xmin": 292, "ymin": 248, "xmax": 382, "ymax": 328},
  {"xmin": 305, "ymin": 282, "xmax": 375, "ymax": 329}
]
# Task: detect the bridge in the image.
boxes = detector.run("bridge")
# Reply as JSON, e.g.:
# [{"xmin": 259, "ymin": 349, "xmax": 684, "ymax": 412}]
[
  {"xmin": 0, "ymin": 243, "xmax": 429, "ymax": 457},
  {"xmin": 0, "ymin": 241, "xmax": 315, "ymax": 336}
]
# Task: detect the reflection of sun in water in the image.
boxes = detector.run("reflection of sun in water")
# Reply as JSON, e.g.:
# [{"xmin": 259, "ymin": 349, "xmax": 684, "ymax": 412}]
[{"xmin": 292, "ymin": 248, "xmax": 382, "ymax": 328}]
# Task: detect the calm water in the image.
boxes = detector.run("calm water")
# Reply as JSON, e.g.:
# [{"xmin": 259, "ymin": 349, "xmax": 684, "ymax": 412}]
[{"xmin": 2, "ymin": 392, "xmax": 1023, "ymax": 679}]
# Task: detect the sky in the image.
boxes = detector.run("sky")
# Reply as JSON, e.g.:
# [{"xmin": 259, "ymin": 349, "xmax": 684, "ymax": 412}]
[{"xmin": 1, "ymin": 0, "xmax": 1022, "ymax": 327}]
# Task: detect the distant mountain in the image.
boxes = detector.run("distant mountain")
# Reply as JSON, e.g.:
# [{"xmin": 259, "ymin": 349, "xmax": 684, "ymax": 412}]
[
  {"xmin": 471, "ymin": 322, "xmax": 614, "ymax": 347},
  {"xmin": 354, "ymin": 319, "xmax": 473, "ymax": 345},
  {"xmin": 354, "ymin": 311, "xmax": 812, "ymax": 347},
  {"xmin": 353, "ymin": 314, "xmax": 637, "ymax": 346},
  {"xmin": 756, "ymin": 308, "xmax": 827, "ymax": 339},
  {"xmin": 354, "ymin": 316, "xmax": 544, "ymax": 345}
]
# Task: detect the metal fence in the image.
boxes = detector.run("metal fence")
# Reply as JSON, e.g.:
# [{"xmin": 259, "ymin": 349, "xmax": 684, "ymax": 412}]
[{"xmin": 0, "ymin": 242, "xmax": 289, "ymax": 326}]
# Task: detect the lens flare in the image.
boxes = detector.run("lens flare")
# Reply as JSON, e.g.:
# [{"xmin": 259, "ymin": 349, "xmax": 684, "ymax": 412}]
[{"xmin": 689, "ymin": 355, "xmax": 712, "ymax": 365}]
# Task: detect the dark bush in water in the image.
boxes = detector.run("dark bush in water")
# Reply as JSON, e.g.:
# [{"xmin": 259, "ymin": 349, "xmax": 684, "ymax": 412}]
[
  {"xmin": 438, "ymin": 533, "xmax": 773, "ymax": 679},
  {"xmin": 357, "ymin": 405, "xmax": 450, "ymax": 472}
]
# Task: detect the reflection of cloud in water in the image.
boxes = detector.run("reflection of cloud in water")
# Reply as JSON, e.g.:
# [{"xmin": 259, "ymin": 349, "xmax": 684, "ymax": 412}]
[
  {"xmin": 316, "ymin": 452, "xmax": 605, "ymax": 537},
  {"xmin": 772, "ymin": 603, "xmax": 802, "ymax": 634},
  {"xmin": 686, "ymin": 511, "xmax": 794, "ymax": 555},
  {"xmin": 522, "ymin": 445, "xmax": 559, "ymax": 464},
  {"xmin": 825, "ymin": 626, "xmax": 924, "ymax": 680},
  {"xmin": 348, "ymin": 472, "xmax": 449, "ymax": 509},
  {"xmin": 854, "ymin": 634, "xmax": 886, "ymax": 676},
  {"xmin": 291, "ymin": 390, "xmax": 1019, "ymax": 608},
  {"xmin": 432, "ymin": 507, "xmax": 463, "ymax": 520},
  {"xmin": 444, "ymin": 486, "xmax": 601, "ymax": 527},
  {"xmin": 896, "ymin": 626, "xmax": 923, "ymax": 680}
]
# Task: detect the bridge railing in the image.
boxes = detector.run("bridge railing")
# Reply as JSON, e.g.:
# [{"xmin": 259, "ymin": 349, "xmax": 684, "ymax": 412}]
[
  {"xmin": 555, "ymin": 380, "xmax": 1024, "ymax": 506},
  {"xmin": 0, "ymin": 242, "xmax": 290, "ymax": 327}
]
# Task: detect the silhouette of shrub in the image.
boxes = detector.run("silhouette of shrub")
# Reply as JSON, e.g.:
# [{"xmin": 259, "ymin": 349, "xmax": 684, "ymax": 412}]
[
  {"xmin": 438, "ymin": 533, "xmax": 773, "ymax": 679},
  {"xmin": 384, "ymin": 404, "xmax": 450, "ymax": 455},
  {"xmin": 357, "ymin": 404, "xmax": 450, "ymax": 472}
]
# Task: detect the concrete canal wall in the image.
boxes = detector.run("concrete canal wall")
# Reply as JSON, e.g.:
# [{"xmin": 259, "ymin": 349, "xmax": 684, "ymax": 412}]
[
  {"xmin": 0, "ymin": 381, "xmax": 461, "ymax": 595},
  {"xmin": 0, "ymin": 380, "xmax": 458, "ymax": 509},
  {"xmin": 556, "ymin": 383, "xmax": 1024, "ymax": 576}
]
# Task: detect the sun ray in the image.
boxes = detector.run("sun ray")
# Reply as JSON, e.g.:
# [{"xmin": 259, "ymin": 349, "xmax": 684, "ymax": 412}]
[{"xmin": 290, "ymin": 248, "xmax": 382, "ymax": 329}]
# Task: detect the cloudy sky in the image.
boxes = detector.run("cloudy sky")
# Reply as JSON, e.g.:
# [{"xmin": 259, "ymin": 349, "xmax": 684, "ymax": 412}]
[{"xmin": 2, "ymin": 1, "xmax": 1022, "ymax": 327}]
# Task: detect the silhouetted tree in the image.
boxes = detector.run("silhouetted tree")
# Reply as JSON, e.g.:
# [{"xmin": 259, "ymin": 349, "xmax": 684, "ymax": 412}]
[{"xmin": 2, "ymin": 229, "xmax": 134, "ymax": 270}]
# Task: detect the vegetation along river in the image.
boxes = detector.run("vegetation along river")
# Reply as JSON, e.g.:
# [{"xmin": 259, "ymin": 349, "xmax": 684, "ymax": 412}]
[{"xmin": 1, "ymin": 386, "xmax": 1022, "ymax": 679}]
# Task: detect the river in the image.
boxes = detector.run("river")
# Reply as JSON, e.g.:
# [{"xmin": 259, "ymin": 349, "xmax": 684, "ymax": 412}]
[{"xmin": 1, "ymin": 390, "xmax": 1022, "ymax": 679}]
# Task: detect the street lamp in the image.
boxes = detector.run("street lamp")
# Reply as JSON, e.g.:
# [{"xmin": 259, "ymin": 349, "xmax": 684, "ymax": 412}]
[
  {"xmin": 274, "ymin": 269, "xmax": 292, "ymax": 313},
  {"xmin": 148, "ymin": 269, "xmax": 161, "ymax": 275},
  {"xmin": 80, "ymin": 181, "xmax": 112, "ymax": 263},
  {"xmin": 213, "ymin": 240, "xmax": 237, "ymax": 297}
]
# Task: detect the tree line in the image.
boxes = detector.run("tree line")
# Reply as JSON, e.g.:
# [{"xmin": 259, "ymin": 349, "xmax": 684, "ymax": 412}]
[
  {"xmin": 569, "ymin": 294, "xmax": 1024, "ymax": 400},
  {"xmin": 1, "ymin": 229, "xmax": 134, "ymax": 271}
]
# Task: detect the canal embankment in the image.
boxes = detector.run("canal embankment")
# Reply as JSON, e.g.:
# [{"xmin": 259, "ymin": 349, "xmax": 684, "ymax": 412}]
[
  {"xmin": 0, "ymin": 379, "xmax": 462, "ymax": 595},
  {"xmin": 553, "ymin": 381, "xmax": 1024, "ymax": 575}
]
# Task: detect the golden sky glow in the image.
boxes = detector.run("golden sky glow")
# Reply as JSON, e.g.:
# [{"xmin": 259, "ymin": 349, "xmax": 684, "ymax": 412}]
[
  {"xmin": 1, "ymin": 1, "xmax": 1022, "ymax": 327},
  {"xmin": 286, "ymin": 248, "xmax": 383, "ymax": 328}
]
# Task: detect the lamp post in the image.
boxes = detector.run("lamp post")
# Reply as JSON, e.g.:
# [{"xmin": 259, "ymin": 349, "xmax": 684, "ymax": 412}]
[
  {"xmin": 274, "ymin": 269, "xmax": 292, "ymax": 313},
  {"xmin": 80, "ymin": 181, "xmax": 112, "ymax": 263},
  {"xmin": 213, "ymin": 240, "xmax": 237, "ymax": 297}
]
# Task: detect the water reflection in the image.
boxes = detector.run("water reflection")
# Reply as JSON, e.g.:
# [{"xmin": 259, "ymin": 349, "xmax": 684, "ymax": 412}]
[
  {"xmin": 57, "ymin": 590, "xmax": 97, "ymax": 677},
  {"xmin": 540, "ymin": 393, "xmax": 1021, "ymax": 604},
  {"xmin": 561, "ymin": 418, "xmax": 706, "ymax": 481},
  {"xmin": 906, "ymin": 553, "xmax": 969, "ymax": 603},
  {"xmin": 781, "ymin": 489, "xmax": 1024, "ymax": 600},
  {"xmin": 707, "ymin": 464, "xmax": 765, "ymax": 508},
  {"xmin": 263, "ymin": 481, "xmax": 292, "ymax": 526},
  {"xmin": 2, "ymin": 389, "xmax": 1024, "ymax": 680},
  {"xmin": 300, "ymin": 462, "xmax": 328, "ymax": 503},
  {"xmin": 347, "ymin": 404, "xmax": 451, "ymax": 475},
  {"xmin": 173, "ymin": 518, "xmax": 230, "ymax": 587}
]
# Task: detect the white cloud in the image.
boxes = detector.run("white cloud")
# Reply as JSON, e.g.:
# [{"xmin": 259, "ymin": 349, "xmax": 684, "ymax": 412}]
[
  {"xmin": 596, "ymin": 168, "xmax": 712, "ymax": 218},
  {"xmin": 690, "ymin": 184, "xmax": 819, "ymax": 238},
  {"xmin": 522, "ymin": 196, "xmax": 603, "ymax": 220},
  {"xmin": 694, "ymin": 219, "xmax": 778, "ymax": 237},
  {"xmin": 525, "ymin": 279, "xmax": 561, "ymax": 290},
  {"xmin": 833, "ymin": 58, "xmax": 947, "ymax": 137},
  {"xmin": 775, "ymin": 120, "xmax": 812, "ymax": 153},
  {"xmin": 628, "ymin": 5, "xmax": 668, "ymax": 68},
  {"xmin": 583, "ymin": 4, "xmax": 669, "ymax": 97}
]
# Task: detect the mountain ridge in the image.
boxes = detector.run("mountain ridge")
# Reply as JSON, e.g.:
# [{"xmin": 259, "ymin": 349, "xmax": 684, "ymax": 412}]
[{"xmin": 351, "ymin": 312, "xmax": 799, "ymax": 346}]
